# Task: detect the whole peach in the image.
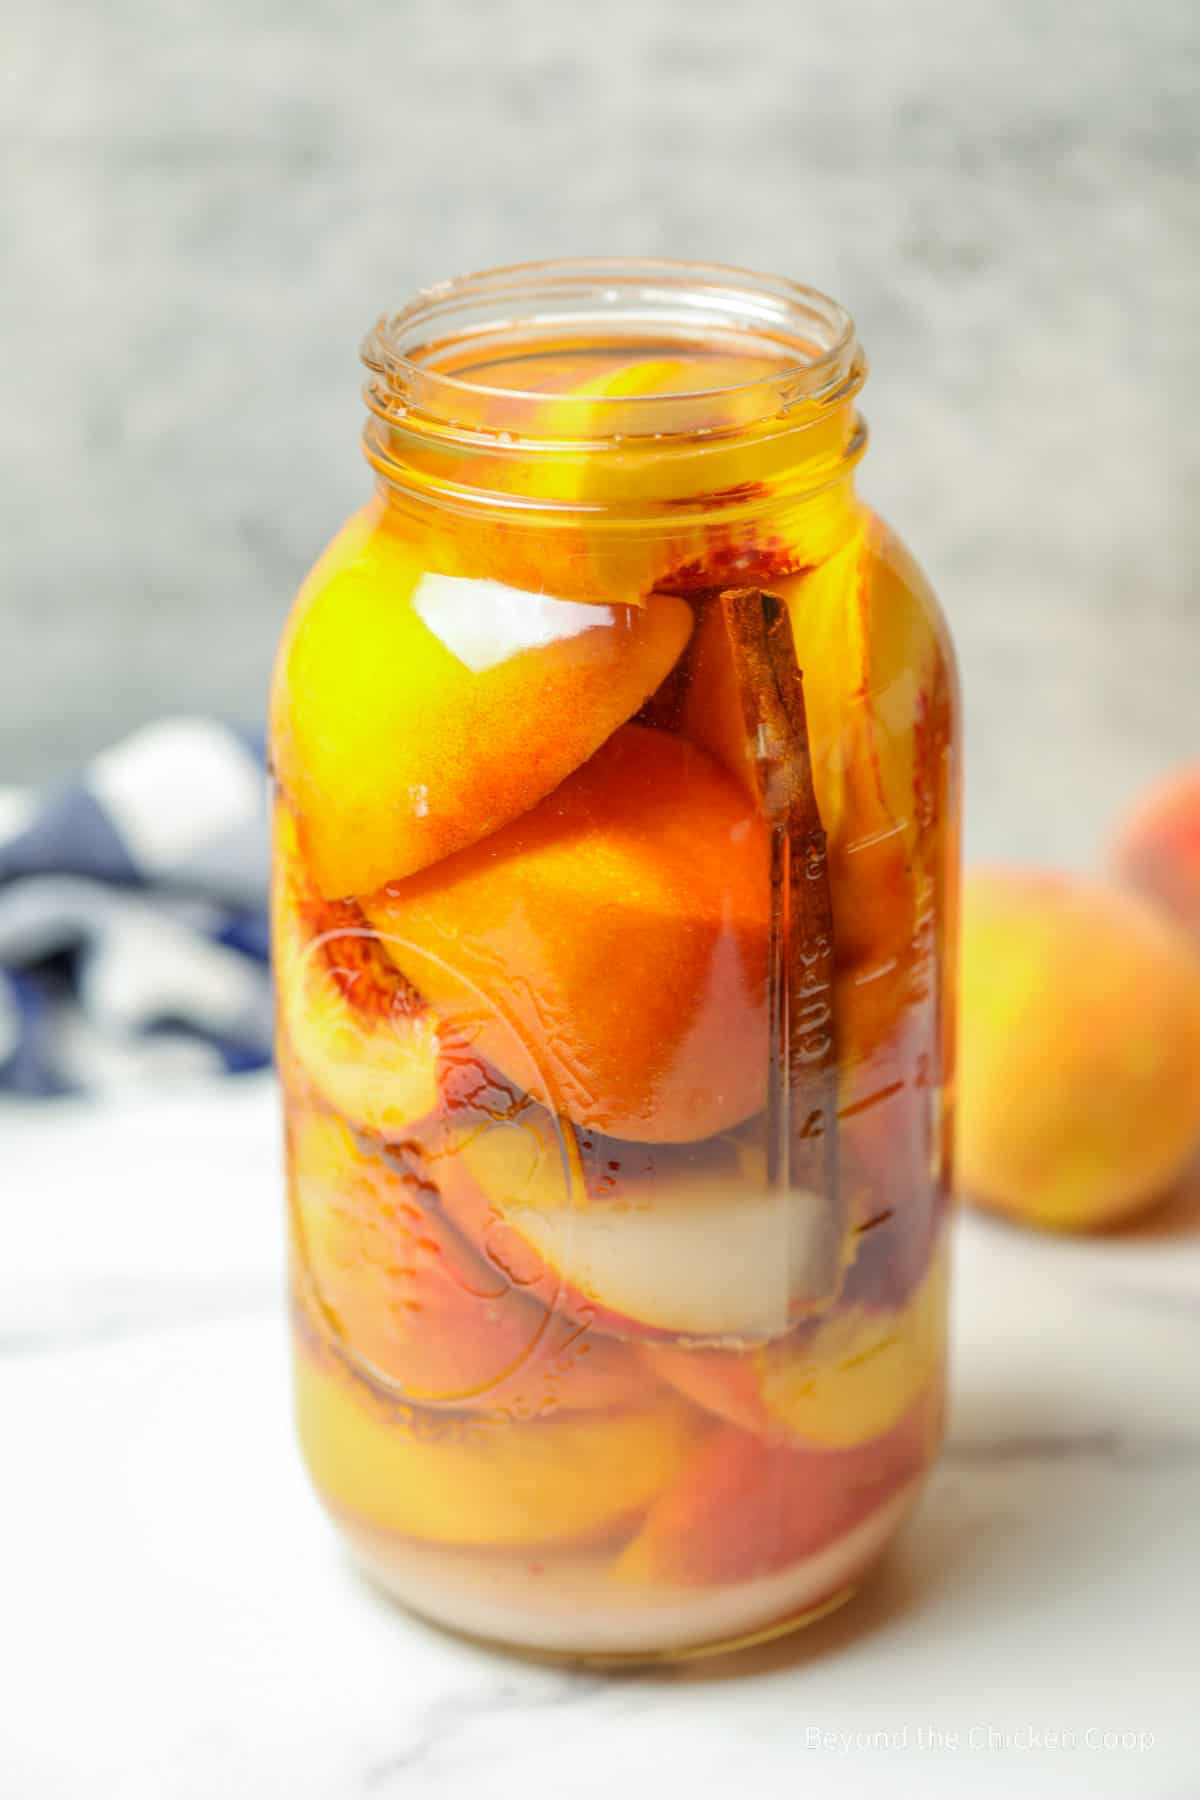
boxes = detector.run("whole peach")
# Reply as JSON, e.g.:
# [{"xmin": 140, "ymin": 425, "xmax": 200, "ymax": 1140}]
[
  {"xmin": 1111, "ymin": 764, "xmax": 1200, "ymax": 946},
  {"xmin": 958, "ymin": 868, "xmax": 1200, "ymax": 1231}
]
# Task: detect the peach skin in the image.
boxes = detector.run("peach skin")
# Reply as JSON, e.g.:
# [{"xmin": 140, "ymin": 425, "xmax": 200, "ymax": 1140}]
[
  {"xmin": 362, "ymin": 724, "xmax": 772, "ymax": 1143},
  {"xmin": 270, "ymin": 508, "xmax": 693, "ymax": 899},
  {"xmin": 959, "ymin": 868, "xmax": 1200, "ymax": 1231},
  {"xmin": 273, "ymin": 804, "xmax": 441, "ymax": 1140}
]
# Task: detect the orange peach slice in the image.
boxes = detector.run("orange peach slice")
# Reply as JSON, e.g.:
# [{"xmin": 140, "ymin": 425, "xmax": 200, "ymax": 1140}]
[
  {"xmin": 293, "ymin": 1342, "xmax": 700, "ymax": 1548},
  {"xmin": 644, "ymin": 1246, "xmax": 948, "ymax": 1449},
  {"xmin": 364, "ymin": 724, "xmax": 771, "ymax": 1143},
  {"xmin": 272, "ymin": 805, "xmax": 441, "ymax": 1139},
  {"xmin": 430, "ymin": 1091, "xmax": 835, "ymax": 1341},
  {"xmin": 270, "ymin": 510, "xmax": 693, "ymax": 898},
  {"xmin": 288, "ymin": 1107, "xmax": 649, "ymax": 1413},
  {"xmin": 617, "ymin": 1393, "xmax": 935, "ymax": 1585}
]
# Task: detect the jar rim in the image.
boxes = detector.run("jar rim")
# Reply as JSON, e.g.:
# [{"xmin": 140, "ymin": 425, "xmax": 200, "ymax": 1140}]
[{"xmin": 361, "ymin": 257, "xmax": 862, "ymax": 441}]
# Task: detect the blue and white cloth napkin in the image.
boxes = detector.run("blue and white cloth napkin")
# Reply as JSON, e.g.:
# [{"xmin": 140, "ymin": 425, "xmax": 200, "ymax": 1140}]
[{"xmin": 0, "ymin": 719, "xmax": 273, "ymax": 1096}]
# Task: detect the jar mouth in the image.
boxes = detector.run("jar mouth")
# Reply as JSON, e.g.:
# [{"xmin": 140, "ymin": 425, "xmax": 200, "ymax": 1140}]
[{"xmin": 362, "ymin": 257, "xmax": 863, "ymax": 444}]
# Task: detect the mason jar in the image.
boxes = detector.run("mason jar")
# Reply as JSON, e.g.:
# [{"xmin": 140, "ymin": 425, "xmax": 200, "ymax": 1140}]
[{"xmin": 270, "ymin": 258, "xmax": 961, "ymax": 1662}]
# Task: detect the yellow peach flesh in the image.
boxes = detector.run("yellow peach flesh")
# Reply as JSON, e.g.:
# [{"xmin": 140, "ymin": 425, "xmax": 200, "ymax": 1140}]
[
  {"xmin": 294, "ymin": 1344, "xmax": 700, "ymax": 1549},
  {"xmin": 270, "ymin": 512, "xmax": 692, "ymax": 899}
]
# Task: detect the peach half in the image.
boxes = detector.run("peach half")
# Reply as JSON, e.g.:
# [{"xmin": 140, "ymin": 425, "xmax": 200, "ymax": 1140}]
[
  {"xmin": 293, "ymin": 1342, "xmax": 701, "ymax": 1549},
  {"xmin": 270, "ymin": 508, "xmax": 693, "ymax": 898},
  {"xmin": 288, "ymin": 1106, "xmax": 649, "ymax": 1414},
  {"xmin": 363, "ymin": 724, "xmax": 772, "ymax": 1143}
]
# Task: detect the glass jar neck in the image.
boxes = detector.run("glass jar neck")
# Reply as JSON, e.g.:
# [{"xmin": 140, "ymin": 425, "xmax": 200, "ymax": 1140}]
[{"xmin": 362, "ymin": 260, "xmax": 866, "ymax": 506}]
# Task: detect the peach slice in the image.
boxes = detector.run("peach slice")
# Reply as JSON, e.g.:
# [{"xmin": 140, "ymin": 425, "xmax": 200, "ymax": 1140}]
[
  {"xmin": 506, "ymin": 356, "xmax": 793, "ymax": 507},
  {"xmin": 429, "ymin": 352, "xmax": 861, "ymax": 612},
  {"xmin": 679, "ymin": 529, "xmax": 866, "ymax": 830},
  {"xmin": 293, "ymin": 1340, "xmax": 701, "ymax": 1548},
  {"xmin": 272, "ymin": 804, "xmax": 441, "ymax": 1139},
  {"xmin": 363, "ymin": 724, "xmax": 772, "ymax": 1143},
  {"xmin": 617, "ymin": 1393, "xmax": 935, "ymax": 1586},
  {"xmin": 778, "ymin": 521, "xmax": 954, "ymax": 984},
  {"xmin": 644, "ymin": 1246, "xmax": 948, "ymax": 1449},
  {"xmin": 428, "ymin": 1090, "xmax": 836, "ymax": 1342},
  {"xmin": 270, "ymin": 509, "xmax": 693, "ymax": 898},
  {"xmin": 288, "ymin": 1106, "xmax": 649, "ymax": 1413}
]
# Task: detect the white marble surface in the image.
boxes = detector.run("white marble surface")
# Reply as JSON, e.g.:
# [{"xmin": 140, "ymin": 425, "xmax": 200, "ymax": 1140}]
[{"xmin": 3, "ymin": 1075, "xmax": 1199, "ymax": 1797}]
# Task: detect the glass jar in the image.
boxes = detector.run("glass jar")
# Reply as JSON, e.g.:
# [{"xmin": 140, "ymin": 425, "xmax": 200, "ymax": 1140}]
[{"xmin": 271, "ymin": 259, "xmax": 960, "ymax": 1662}]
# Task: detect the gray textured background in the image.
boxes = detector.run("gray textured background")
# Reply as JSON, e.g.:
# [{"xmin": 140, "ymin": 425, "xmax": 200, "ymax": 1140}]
[{"xmin": 3, "ymin": 0, "xmax": 1197, "ymax": 865}]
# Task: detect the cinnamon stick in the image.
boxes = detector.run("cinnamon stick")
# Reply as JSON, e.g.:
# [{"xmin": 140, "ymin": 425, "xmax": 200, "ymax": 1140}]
[{"xmin": 717, "ymin": 587, "xmax": 842, "ymax": 1300}]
